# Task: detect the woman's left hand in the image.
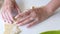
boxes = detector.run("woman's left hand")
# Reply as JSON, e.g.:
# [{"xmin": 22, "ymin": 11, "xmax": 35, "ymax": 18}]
[{"xmin": 15, "ymin": 7, "xmax": 53, "ymax": 28}]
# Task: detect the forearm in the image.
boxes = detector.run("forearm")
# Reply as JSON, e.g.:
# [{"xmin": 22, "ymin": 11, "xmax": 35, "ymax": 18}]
[{"xmin": 45, "ymin": 0, "xmax": 60, "ymax": 12}]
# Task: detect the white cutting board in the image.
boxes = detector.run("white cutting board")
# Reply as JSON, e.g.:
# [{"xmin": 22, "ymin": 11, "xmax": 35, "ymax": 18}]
[{"xmin": 0, "ymin": 0, "xmax": 60, "ymax": 34}]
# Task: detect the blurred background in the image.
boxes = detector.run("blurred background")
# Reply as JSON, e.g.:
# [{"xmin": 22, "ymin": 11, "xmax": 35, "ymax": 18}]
[
  {"xmin": 16, "ymin": 0, "xmax": 51, "ymax": 11},
  {"xmin": 0, "ymin": 0, "xmax": 51, "ymax": 11}
]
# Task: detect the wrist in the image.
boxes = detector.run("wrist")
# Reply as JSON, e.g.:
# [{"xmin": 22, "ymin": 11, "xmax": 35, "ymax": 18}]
[{"xmin": 43, "ymin": 6, "xmax": 54, "ymax": 15}]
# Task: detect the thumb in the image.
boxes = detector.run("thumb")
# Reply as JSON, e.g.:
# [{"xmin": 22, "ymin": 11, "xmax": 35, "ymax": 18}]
[{"xmin": 15, "ymin": 2, "xmax": 21, "ymax": 14}]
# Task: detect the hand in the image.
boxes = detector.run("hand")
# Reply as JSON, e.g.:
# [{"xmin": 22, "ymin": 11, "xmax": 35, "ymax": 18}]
[
  {"xmin": 1, "ymin": 0, "xmax": 21, "ymax": 24},
  {"xmin": 15, "ymin": 6, "xmax": 54, "ymax": 28}
]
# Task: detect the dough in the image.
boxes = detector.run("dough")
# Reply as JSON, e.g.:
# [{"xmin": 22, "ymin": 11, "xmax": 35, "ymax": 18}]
[{"xmin": 4, "ymin": 24, "xmax": 21, "ymax": 34}]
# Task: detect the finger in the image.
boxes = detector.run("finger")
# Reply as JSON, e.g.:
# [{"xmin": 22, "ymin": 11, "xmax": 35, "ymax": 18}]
[
  {"xmin": 5, "ymin": 12, "xmax": 11, "ymax": 23},
  {"xmin": 16, "ymin": 7, "xmax": 21, "ymax": 14},
  {"xmin": 15, "ymin": 4, "xmax": 21, "ymax": 13},
  {"xmin": 16, "ymin": 15, "xmax": 31, "ymax": 24},
  {"xmin": 2, "ymin": 11, "xmax": 8, "ymax": 22},
  {"xmin": 18, "ymin": 17, "xmax": 35, "ymax": 26},
  {"xmin": 15, "ymin": 11, "xmax": 31, "ymax": 19},
  {"xmin": 7, "ymin": 10, "xmax": 14, "ymax": 21},
  {"xmin": 2, "ymin": 12, "xmax": 9, "ymax": 23},
  {"xmin": 27, "ymin": 18, "xmax": 38, "ymax": 28},
  {"xmin": 6, "ymin": 12, "xmax": 13, "ymax": 24},
  {"xmin": 1, "ymin": 13, "xmax": 6, "ymax": 22}
]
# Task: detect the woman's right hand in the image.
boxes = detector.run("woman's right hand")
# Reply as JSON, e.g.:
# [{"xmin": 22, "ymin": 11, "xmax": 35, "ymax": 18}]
[{"xmin": 1, "ymin": 0, "xmax": 21, "ymax": 24}]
